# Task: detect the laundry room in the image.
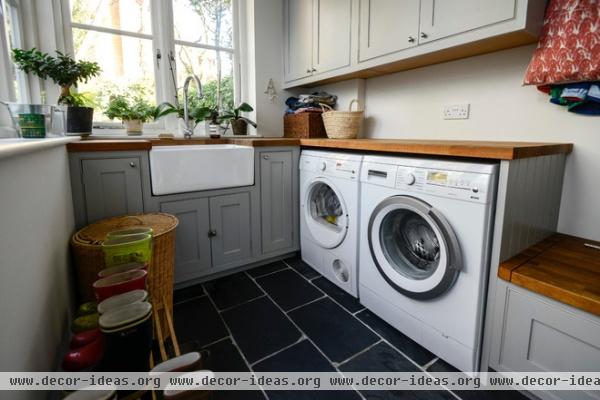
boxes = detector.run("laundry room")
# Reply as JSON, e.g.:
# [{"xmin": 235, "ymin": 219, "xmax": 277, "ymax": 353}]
[{"xmin": 0, "ymin": 0, "xmax": 598, "ymax": 399}]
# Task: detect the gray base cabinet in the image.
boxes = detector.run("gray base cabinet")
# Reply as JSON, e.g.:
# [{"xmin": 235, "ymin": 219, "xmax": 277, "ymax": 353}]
[
  {"xmin": 490, "ymin": 281, "xmax": 600, "ymax": 400},
  {"xmin": 70, "ymin": 152, "xmax": 147, "ymax": 228},
  {"xmin": 160, "ymin": 197, "xmax": 212, "ymax": 284},
  {"xmin": 260, "ymin": 150, "xmax": 294, "ymax": 254},
  {"xmin": 69, "ymin": 147, "xmax": 300, "ymax": 285},
  {"xmin": 209, "ymin": 192, "xmax": 252, "ymax": 269}
]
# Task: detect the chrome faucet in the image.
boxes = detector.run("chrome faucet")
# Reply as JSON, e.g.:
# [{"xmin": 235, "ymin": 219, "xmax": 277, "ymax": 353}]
[{"xmin": 182, "ymin": 75, "xmax": 203, "ymax": 139}]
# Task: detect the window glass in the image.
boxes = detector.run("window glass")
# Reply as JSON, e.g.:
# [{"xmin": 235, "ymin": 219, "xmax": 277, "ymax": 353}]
[
  {"xmin": 172, "ymin": 0, "xmax": 233, "ymax": 48},
  {"xmin": 2, "ymin": 0, "xmax": 27, "ymax": 102},
  {"xmin": 70, "ymin": 0, "xmax": 152, "ymax": 35},
  {"xmin": 174, "ymin": 46, "xmax": 234, "ymax": 110},
  {"xmin": 72, "ymin": 28, "xmax": 155, "ymax": 121}
]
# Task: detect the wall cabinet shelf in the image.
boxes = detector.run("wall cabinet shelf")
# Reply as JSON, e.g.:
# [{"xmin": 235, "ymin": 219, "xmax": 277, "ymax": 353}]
[{"xmin": 284, "ymin": 0, "xmax": 546, "ymax": 88}]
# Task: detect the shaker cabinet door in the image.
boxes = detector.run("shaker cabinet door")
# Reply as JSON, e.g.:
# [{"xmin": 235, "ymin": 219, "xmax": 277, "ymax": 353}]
[
  {"xmin": 260, "ymin": 151, "xmax": 294, "ymax": 254},
  {"xmin": 81, "ymin": 157, "xmax": 144, "ymax": 224},
  {"xmin": 419, "ymin": 0, "xmax": 517, "ymax": 44},
  {"xmin": 160, "ymin": 198, "xmax": 212, "ymax": 284},
  {"xmin": 285, "ymin": 0, "xmax": 314, "ymax": 81},
  {"xmin": 358, "ymin": 0, "xmax": 420, "ymax": 62},
  {"xmin": 209, "ymin": 193, "xmax": 252, "ymax": 269},
  {"xmin": 312, "ymin": 0, "xmax": 352, "ymax": 74}
]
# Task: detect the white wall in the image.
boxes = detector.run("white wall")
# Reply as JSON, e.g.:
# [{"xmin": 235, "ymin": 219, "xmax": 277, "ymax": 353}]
[
  {"xmin": 362, "ymin": 45, "xmax": 599, "ymax": 241},
  {"xmin": 0, "ymin": 146, "xmax": 75, "ymax": 387}
]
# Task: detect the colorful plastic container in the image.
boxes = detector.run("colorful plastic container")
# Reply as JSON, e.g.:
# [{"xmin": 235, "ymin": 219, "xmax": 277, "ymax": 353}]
[
  {"xmin": 106, "ymin": 227, "xmax": 153, "ymax": 240},
  {"xmin": 92, "ymin": 269, "xmax": 147, "ymax": 302},
  {"xmin": 102, "ymin": 233, "xmax": 152, "ymax": 267},
  {"xmin": 97, "ymin": 290, "xmax": 148, "ymax": 315}
]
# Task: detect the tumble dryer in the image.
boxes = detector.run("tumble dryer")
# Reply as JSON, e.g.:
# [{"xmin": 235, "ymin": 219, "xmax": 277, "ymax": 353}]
[{"xmin": 300, "ymin": 150, "xmax": 362, "ymax": 296}]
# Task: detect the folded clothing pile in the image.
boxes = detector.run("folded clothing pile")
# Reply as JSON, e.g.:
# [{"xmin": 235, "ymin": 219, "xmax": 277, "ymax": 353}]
[
  {"xmin": 285, "ymin": 91, "xmax": 337, "ymax": 114},
  {"xmin": 538, "ymin": 82, "xmax": 600, "ymax": 115}
]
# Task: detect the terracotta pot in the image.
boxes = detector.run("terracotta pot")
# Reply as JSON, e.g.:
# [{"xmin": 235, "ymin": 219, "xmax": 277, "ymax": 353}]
[{"xmin": 124, "ymin": 119, "xmax": 143, "ymax": 135}]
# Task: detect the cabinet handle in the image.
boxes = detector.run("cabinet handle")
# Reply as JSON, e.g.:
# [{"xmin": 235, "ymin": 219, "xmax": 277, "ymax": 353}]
[
  {"xmin": 408, "ymin": 36, "xmax": 415, "ymax": 43},
  {"xmin": 311, "ymin": 68, "xmax": 317, "ymax": 72},
  {"xmin": 208, "ymin": 230, "xmax": 217, "ymax": 238},
  {"xmin": 263, "ymin": 155, "xmax": 270, "ymax": 160},
  {"xmin": 129, "ymin": 162, "xmax": 136, "ymax": 168},
  {"xmin": 420, "ymin": 32, "xmax": 428, "ymax": 39}
]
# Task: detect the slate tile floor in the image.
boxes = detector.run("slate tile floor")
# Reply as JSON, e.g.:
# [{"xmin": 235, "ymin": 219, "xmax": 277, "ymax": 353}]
[{"xmin": 174, "ymin": 255, "xmax": 526, "ymax": 400}]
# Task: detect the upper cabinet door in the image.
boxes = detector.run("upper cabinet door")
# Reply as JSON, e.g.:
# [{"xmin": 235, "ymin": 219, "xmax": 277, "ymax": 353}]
[
  {"xmin": 285, "ymin": 0, "xmax": 313, "ymax": 82},
  {"xmin": 419, "ymin": 0, "xmax": 517, "ymax": 43},
  {"xmin": 358, "ymin": 0, "xmax": 421, "ymax": 62},
  {"xmin": 312, "ymin": 0, "xmax": 352, "ymax": 75}
]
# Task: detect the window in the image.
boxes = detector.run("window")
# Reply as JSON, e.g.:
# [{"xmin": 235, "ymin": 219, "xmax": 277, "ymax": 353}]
[
  {"xmin": 1, "ymin": 0, "xmax": 29, "ymax": 103},
  {"xmin": 66, "ymin": 0, "xmax": 238, "ymax": 128}
]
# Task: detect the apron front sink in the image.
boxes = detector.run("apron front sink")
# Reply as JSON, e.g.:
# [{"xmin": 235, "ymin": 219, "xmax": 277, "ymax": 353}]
[{"xmin": 150, "ymin": 144, "xmax": 254, "ymax": 195}]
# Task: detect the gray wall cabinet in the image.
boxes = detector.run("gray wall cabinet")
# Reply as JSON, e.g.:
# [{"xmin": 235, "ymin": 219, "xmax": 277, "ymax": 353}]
[
  {"xmin": 260, "ymin": 150, "xmax": 294, "ymax": 254},
  {"xmin": 69, "ymin": 147, "xmax": 300, "ymax": 286}
]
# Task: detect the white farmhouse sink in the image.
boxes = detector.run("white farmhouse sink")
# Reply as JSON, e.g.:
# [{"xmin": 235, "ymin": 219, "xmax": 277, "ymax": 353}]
[{"xmin": 150, "ymin": 144, "xmax": 254, "ymax": 195}]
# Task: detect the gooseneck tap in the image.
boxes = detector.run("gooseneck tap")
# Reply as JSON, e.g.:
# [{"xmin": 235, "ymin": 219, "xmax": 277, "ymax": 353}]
[{"xmin": 182, "ymin": 75, "xmax": 203, "ymax": 139}]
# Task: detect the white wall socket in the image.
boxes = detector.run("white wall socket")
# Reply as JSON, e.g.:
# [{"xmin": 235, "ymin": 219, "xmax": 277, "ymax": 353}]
[{"xmin": 443, "ymin": 103, "xmax": 470, "ymax": 120}]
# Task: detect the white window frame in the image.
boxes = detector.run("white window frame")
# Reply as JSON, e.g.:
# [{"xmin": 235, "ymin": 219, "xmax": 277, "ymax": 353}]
[
  {"xmin": 1, "ymin": 0, "xmax": 30, "ymax": 103},
  {"xmin": 61, "ymin": 0, "xmax": 242, "ymax": 134}
]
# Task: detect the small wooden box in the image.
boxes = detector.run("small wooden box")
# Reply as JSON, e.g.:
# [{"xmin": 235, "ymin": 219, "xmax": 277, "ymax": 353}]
[{"xmin": 283, "ymin": 113, "xmax": 327, "ymax": 138}]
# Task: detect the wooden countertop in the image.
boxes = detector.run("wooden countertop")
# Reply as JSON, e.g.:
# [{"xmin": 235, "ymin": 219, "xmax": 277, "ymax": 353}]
[
  {"xmin": 67, "ymin": 137, "xmax": 573, "ymax": 160},
  {"xmin": 300, "ymin": 139, "xmax": 573, "ymax": 160},
  {"xmin": 498, "ymin": 234, "xmax": 600, "ymax": 316}
]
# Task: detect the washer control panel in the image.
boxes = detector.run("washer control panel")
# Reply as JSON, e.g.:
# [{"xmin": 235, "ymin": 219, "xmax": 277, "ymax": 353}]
[
  {"xmin": 301, "ymin": 156, "xmax": 360, "ymax": 180},
  {"xmin": 395, "ymin": 167, "xmax": 493, "ymax": 203}
]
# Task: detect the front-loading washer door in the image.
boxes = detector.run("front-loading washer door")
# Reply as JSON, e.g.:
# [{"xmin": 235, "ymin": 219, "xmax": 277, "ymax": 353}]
[
  {"xmin": 304, "ymin": 177, "xmax": 348, "ymax": 249},
  {"xmin": 368, "ymin": 195, "xmax": 463, "ymax": 300}
]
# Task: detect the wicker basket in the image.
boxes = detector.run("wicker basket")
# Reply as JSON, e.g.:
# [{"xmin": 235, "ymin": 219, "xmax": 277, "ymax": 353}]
[
  {"xmin": 321, "ymin": 99, "xmax": 364, "ymax": 139},
  {"xmin": 71, "ymin": 213, "xmax": 178, "ymax": 335},
  {"xmin": 283, "ymin": 112, "xmax": 327, "ymax": 138}
]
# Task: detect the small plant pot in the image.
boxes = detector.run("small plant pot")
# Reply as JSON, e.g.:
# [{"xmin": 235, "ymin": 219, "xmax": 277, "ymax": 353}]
[
  {"xmin": 231, "ymin": 119, "xmax": 248, "ymax": 135},
  {"xmin": 66, "ymin": 106, "xmax": 94, "ymax": 136},
  {"xmin": 124, "ymin": 119, "xmax": 143, "ymax": 135}
]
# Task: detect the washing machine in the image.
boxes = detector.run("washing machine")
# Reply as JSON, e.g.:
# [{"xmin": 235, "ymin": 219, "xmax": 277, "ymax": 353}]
[
  {"xmin": 359, "ymin": 155, "xmax": 498, "ymax": 372},
  {"xmin": 300, "ymin": 150, "xmax": 362, "ymax": 297}
]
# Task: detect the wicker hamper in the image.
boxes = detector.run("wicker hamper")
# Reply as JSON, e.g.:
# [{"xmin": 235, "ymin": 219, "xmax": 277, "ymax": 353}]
[
  {"xmin": 321, "ymin": 99, "xmax": 364, "ymax": 139},
  {"xmin": 71, "ymin": 213, "xmax": 178, "ymax": 335},
  {"xmin": 283, "ymin": 112, "xmax": 327, "ymax": 138}
]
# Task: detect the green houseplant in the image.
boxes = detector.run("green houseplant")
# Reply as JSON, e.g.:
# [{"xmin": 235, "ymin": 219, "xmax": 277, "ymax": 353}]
[
  {"xmin": 219, "ymin": 102, "xmax": 257, "ymax": 135},
  {"xmin": 12, "ymin": 48, "xmax": 101, "ymax": 135},
  {"xmin": 105, "ymin": 95, "xmax": 156, "ymax": 135}
]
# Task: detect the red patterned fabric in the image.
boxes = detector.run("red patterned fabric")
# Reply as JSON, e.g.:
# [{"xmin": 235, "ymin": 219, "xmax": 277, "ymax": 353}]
[{"xmin": 523, "ymin": 0, "xmax": 600, "ymax": 85}]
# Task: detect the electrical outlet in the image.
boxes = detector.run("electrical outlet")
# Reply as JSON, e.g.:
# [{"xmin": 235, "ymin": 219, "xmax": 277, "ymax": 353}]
[{"xmin": 443, "ymin": 103, "xmax": 470, "ymax": 120}]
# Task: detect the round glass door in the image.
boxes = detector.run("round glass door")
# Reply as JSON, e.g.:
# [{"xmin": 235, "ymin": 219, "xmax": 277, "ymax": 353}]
[
  {"xmin": 304, "ymin": 179, "xmax": 348, "ymax": 249},
  {"xmin": 368, "ymin": 196, "xmax": 462, "ymax": 300}
]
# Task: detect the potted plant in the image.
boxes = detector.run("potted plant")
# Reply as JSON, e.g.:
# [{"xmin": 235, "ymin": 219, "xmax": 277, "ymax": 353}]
[
  {"xmin": 105, "ymin": 95, "xmax": 156, "ymax": 135},
  {"xmin": 219, "ymin": 103, "xmax": 257, "ymax": 135},
  {"xmin": 12, "ymin": 48, "xmax": 101, "ymax": 135}
]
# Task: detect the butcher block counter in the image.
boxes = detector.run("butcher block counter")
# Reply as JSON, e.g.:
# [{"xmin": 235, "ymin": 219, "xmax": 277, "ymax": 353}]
[
  {"xmin": 67, "ymin": 137, "xmax": 573, "ymax": 160},
  {"xmin": 498, "ymin": 234, "xmax": 600, "ymax": 316}
]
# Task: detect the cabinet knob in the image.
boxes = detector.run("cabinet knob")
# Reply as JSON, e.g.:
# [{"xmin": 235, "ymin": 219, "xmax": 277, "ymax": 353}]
[
  {"xmin": 311, "ymin": 68, "xmax": 317, "ymax": 72},
  {"xmin": 129, "ymin": 162, "xmax": 136, "ymax": 168},
  {"xmin": 208, "ymin": 230, "xmax": 217, "ymax": 238},
  {"xmin": 306, "ymin": 68, "xmax": 312, "ymax": 73},
  {"xmin": 420, "ymin": 32, "xmax": 428, "ymax": 39},
  {"xmin": 263, "ymin": 154, "xmax": 270, "ymax": 160},
  {"xmin": 408, "ymin": 36, "xmax": 415, "ymax": 43}
]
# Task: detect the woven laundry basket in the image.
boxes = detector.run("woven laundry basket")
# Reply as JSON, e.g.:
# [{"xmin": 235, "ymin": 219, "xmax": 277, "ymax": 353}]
[
  {"xmin": 321, "ymin": 99, "xmax": 364, "ymax": 139},
  {"xmin": 71, "ymin": 213, "xmax": 178, "ymax": 335}
]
